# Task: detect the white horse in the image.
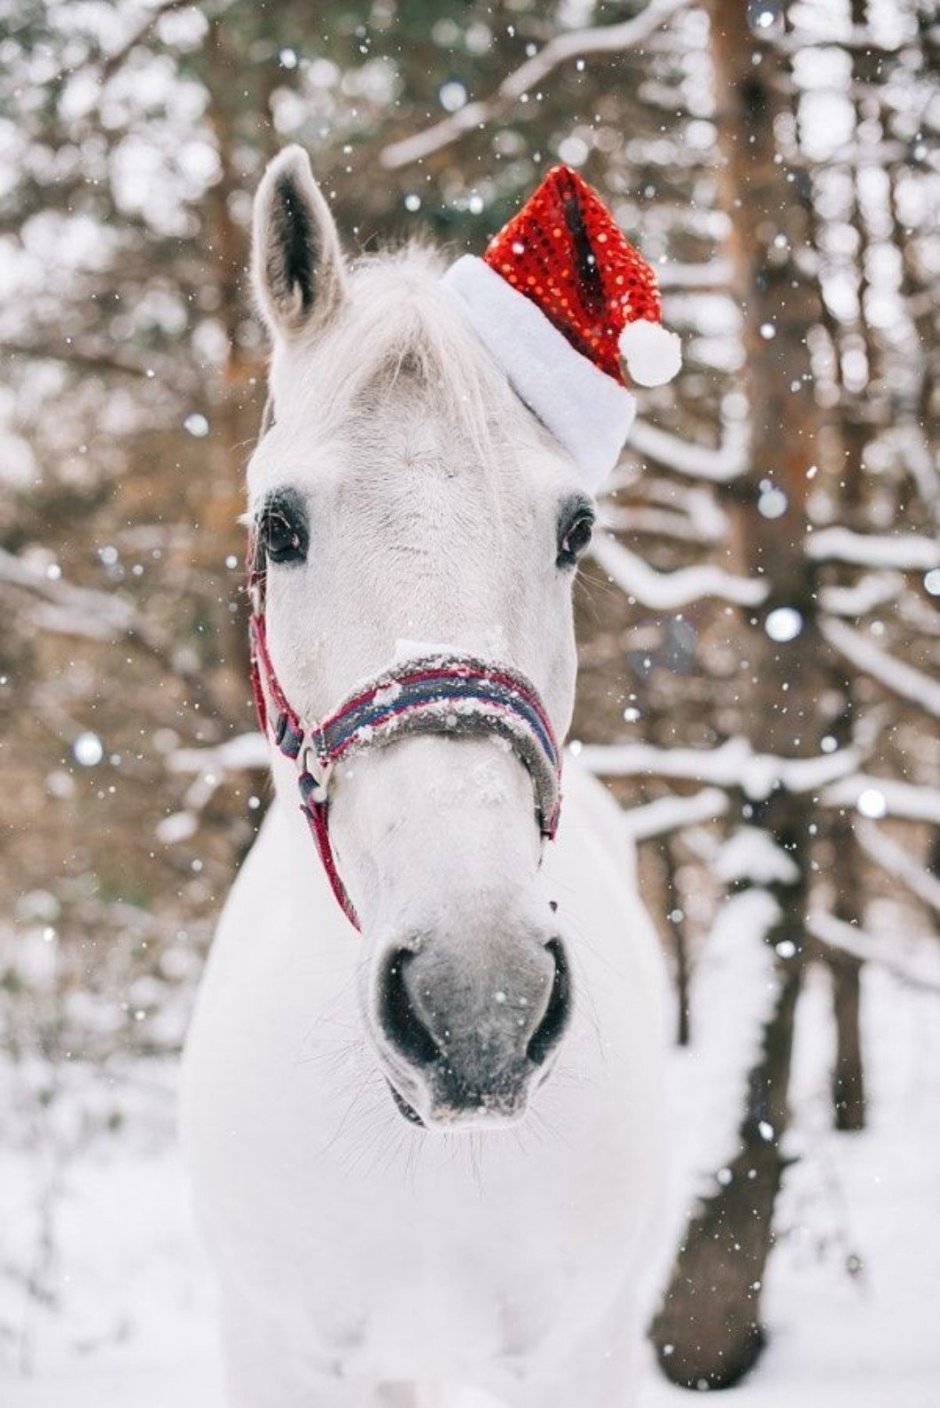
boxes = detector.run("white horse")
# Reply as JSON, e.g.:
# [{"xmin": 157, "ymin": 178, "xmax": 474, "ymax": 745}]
[{"xmin": 181, "ymin": 146, "xmax": 668, "ymax": 1408}]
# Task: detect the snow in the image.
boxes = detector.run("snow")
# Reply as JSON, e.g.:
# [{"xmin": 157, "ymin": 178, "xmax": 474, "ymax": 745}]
[
  {"xmin": 657, "ymin": 261, "xmax": 732, "ymax": 290},
  {"xmin": 764, "ymin": 605, "xmax": 803, "ymax": 642},
  {"xmin": 713, "ymin": 826, "xmax": 800, "ymax": 885},
  {"xmin": 4, "ymin": 965, "xmax": 938, "ymax": 1407},
  {"xmin": 661, "ymin": 962, "xmax": 940, "ymax": 1408},
  {"xmin": 657, "ymin": 887, "xmax": 783, "ymax": 1189}
]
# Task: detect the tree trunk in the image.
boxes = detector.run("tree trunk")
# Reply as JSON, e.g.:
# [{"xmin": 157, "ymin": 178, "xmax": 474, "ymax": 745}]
[
  {"xmin": 651, "ymin": 796, "xmax": 809, "ymax": 1388},
  {"xmin": 653, "ymin": 967, "xmax": 803, "ymax": 1387},
  {"xmin": 652, "ymin": 0, "xmax": 828, "ymax": 1384},
  {"xmin": 826, "ymin": 816, "xmax": 866, "ymax": 1130},
  {"xmin": 827, "ymin": 946, "xmax": 866, "ymax": 1132},
  {"xmin": 661, "ymin": 835, "xmax": 692, "ymax": 1047}
]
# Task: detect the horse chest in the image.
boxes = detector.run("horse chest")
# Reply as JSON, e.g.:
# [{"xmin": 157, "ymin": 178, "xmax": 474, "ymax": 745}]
[{"xmin": 181, "ymin": 779, "xmax": 666, "ymax": 1390}]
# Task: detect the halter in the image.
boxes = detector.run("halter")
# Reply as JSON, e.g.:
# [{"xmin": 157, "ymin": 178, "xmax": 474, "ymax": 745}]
[{"xmin": 247, "ymin": 566, "xmax": 562, "ymax": 931}]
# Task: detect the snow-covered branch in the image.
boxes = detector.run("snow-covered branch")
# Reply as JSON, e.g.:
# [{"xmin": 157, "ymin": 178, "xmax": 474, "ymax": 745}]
[
  {"xmin": 98, "ymin": 0, "xmax": 198, "ymax": 84},
  {"xmin": 713, "ymin": 827, "xmax": 799, "ymax": 886},
  {"xmin": 772, "ymin": 25, "xmax": 917, "ymax": 54},
  {"xmin": 600, "ymin": 482, "xmax": 729, "ymax": 545},
  {"xmin": 169, "ymin": 732, "xmax": 269, "ymax": 777},
  {"xmin": 0, "ymin": 547, "xmax": 221, "ymax": 713},
  {"xmin": 589, "ymin": 532, "xmax": 766, "ymax": 610},
  {"xmin": 658, "ymin": 260, "xmax": 732, "ymax": 289},
  {"xmin": 581, "ymin": 742, "xmax": 940, "ymax": 824},
  {"xmin": 601, "ymin": 469, "xmax": 731, "ymax": 532},
  {"xmin": 809, "ymin": 912, "xmax": 940, "ymax": 995},
  {"xmin": 0, "ymin": 546, "xmax": 135, "ymax": 640},
  {"xmin": 619, "ymin": 787, "xmax": 729, "ymax": 841},
  {"xmin": 822, "ymin": 774, "xmax": 940, "ymax": 825},
  {"xmin": 1, "ymin": 337, "xmax": 159, "ymax": 380},
  {"xmin": 578, "ymin": 736, "xmax": 860, "ymax": 800},
  {"xmin": 819, "ymin": 572, "xmax": 903, "ymax": 618},
  {"xmin": 156, "ymin": 732, "xmax": 270, "ymax": 844},
  {"xmin": 820, "ymin": 618, "xmax": 940, "ymax": 719},
  {"xmin": 807, "ymin": 527, "xmax": 940, "ymax": 572},
  {"xmin": 380, "ymin": 0, "xmax": 690, "ymax": 169},
  {"xmin": 627, "ymin": 417, "xmax": 749, "ymax": 483},
  {"xmin": 855, "ymin": 820, "xmax": 940, "ymax": 919},
  {"xmin": 600, "ymin": 504, "xmax": 723, "ymax": 544}
]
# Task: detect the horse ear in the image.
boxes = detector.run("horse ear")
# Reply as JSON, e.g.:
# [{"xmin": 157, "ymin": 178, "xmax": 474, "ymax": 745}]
[{"xmin": 251, "ymin": 146, "xmax": 346, "ymax": 339}]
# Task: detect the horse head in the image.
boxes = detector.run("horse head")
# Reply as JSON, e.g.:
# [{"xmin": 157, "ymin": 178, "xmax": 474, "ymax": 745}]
[{"xmin": 247, "ymin": 147, "xmax": 599, "ymax": 1130}]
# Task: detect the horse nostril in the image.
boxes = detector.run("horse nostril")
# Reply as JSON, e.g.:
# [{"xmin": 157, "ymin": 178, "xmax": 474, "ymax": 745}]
[
  {"xmin": 378, "ymin": 950, "xmax": 440, "ymax": 1068},
  {"xmin": 527, "ymin": 939, "xmax": 571, "ymax": 1067}
]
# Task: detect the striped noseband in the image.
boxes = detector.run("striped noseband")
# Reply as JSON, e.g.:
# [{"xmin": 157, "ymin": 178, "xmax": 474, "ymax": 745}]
[{"xmin": 248, "ymin": 611, "xmax": 562, "ymax": 931}]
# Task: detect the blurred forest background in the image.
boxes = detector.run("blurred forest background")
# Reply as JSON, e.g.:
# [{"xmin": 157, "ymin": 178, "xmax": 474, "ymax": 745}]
[{"xmin": 1, "ymin": 0, "xmax": 938, "ymax": 1402}]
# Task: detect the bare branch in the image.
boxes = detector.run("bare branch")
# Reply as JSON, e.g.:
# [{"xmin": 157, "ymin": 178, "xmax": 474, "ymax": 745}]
[{"xmin": 380, "ymin": 0, "xmax": 690, "ymax": 169}]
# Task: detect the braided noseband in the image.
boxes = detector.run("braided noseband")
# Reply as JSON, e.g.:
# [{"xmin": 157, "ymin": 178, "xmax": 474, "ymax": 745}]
[{"xmin": 248, "ymin": 605, "xmax": 562, "ymax": 932}]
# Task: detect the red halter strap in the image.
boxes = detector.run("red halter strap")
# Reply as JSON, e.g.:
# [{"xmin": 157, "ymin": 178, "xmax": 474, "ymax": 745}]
[{"xmin": 248, "ymin": 611, "xmax": 563, "ymax": 932}]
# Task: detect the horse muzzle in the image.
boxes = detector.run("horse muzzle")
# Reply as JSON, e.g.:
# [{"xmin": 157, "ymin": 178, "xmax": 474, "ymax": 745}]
[{"xmin": 372, "ymin": 929, "xmax": 572, "ymax": 1129}]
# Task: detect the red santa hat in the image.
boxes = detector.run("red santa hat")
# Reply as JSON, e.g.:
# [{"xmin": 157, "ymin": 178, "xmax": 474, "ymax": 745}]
[{"xmin": 442, "ymin": 165, "xmax": 681, "ymax": 490}]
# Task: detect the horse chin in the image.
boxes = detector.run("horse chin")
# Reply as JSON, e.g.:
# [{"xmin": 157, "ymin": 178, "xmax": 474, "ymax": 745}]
[
  {"xmin": 386, "ymin": 1079, "xmax": 426, "ymax": 1127},
  {"xmin": 425, "ymin": 1101, "xmax": 531, "ymax": 1133},
  {"xmin": 383, "ymin": 1074, "xmax": 532, "ymax": 1133}
]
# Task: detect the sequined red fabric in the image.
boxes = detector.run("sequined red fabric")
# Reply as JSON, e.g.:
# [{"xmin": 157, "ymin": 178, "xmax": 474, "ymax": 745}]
[{"xmin": 484, "ymin": 165, "xmax": 662, "ymax": 384}]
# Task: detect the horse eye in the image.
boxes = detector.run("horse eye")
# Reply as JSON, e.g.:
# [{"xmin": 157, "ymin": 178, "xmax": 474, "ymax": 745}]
[
  {"xmin": 557, "ymin": 510, "xmax": 594, "ymax": 569},
  {"xmin": 260, "ymin": 491, "xmax": 308, "ymax": 565}
]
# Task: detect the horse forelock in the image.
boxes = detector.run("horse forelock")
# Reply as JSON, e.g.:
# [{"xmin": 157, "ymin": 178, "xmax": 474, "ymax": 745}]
[{"xmin": 269, "ymin": 243, "xmax": 520, "ymax": 472}]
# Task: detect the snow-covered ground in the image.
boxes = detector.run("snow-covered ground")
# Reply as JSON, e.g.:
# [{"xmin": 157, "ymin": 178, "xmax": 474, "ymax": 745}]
[{"xmin": 2, "ymin": 962, "xmax": 938, "ymax": 1407}]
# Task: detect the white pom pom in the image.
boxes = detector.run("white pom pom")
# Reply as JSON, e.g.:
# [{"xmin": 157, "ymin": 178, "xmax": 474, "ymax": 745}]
[{"xmin": 618, "ymin": 319, "xmax": 682, "ymax": 387}]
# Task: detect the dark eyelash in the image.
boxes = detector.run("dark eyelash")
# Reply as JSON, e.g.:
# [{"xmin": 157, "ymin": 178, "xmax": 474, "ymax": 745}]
[
  {"xmin": 557, "ymin": 502, "xmax": 595, "ymax": 569},
  {"xmin": 258, "ymin": 488, "xmax": 308, "ymax": 565}
]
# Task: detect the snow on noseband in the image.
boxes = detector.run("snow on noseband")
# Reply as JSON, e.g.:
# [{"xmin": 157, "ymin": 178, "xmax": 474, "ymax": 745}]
[{"xmin": 248, "ymin": 586, "xmax": 562, "ymax": 932}]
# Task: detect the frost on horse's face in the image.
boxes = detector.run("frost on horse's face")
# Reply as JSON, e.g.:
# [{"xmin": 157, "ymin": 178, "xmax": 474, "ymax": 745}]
[{"xmin": 247, "ymin": 148, "xmax": 595, "ymax": 1130}]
